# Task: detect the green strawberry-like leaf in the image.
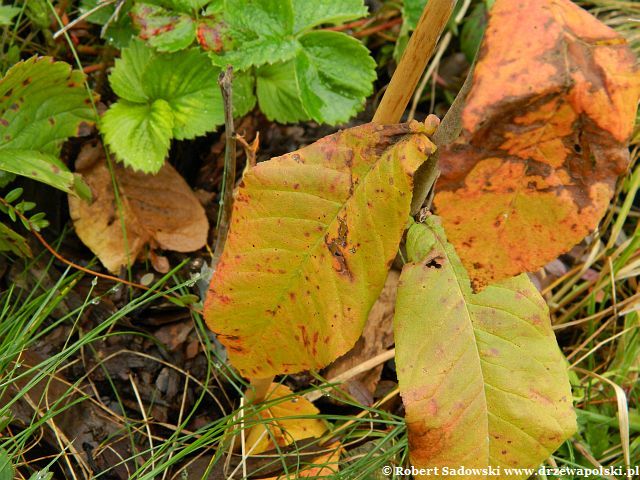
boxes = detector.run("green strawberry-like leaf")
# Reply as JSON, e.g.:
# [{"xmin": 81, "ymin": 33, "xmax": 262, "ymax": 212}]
[
  {"xmin": 209, "ymin": 0, "xmax": 297, "ymax": 69},
  {"xmin": 102, "ymin": 40, "xmax": 254, "ymax": 172},
  {"xmin": 101, "ymin": 100, "xmax": 174, "ymax": 173},
  {"xmin": 0, "ymin": 6, "xmax": 21, "ymax": 26},
  {"xmin": 0, "ymin": 57, "xmax": 94, "ymax": 198},
  {"xmin": 295, "ymin": 31, "xmax": 376, "ymax": 125},
  {"xmin": 291, "ymin": 0, "xmax": 367, "ymax": 33},
  {"xmin": 256, "ymin": 60, "xmax": 307, "ymax": 123},
  {"xmin": 214, "ymin": 0, "xmax": 375, "ymax": 124}
]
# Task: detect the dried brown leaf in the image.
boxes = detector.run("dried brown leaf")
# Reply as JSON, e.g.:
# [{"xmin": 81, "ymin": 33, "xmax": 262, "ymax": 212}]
[{"xmin": 68, "ymin": 144, "xmax": 208, "ymax": 273}]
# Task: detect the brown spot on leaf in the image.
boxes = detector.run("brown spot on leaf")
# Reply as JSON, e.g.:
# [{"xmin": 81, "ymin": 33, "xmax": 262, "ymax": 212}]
[{"xmin": 407, "ymin": 422, "xmax": 446, "ymax": 465}]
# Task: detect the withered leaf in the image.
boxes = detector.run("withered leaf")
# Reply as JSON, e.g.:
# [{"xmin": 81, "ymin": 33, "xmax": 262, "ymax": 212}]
[
  {"xmin": 68, "ymin": 144, "xmax": 208, "ymax": 273},
  {"xmin": 434, "ymin": 0, "xmax": 640, "ymax": 288}
]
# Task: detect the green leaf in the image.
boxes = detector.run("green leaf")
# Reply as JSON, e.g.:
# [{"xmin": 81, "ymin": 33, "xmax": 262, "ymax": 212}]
[
  {"xmin": 224, "ymin": 0, "xmax": 294, "ymax": 38},
  {"xmin": 143, "ymin": 50, "xmax": 222, "ymax": 140},
  {"xmin": 394, "ymin": 217, "xmax": 576, "ymax": 476},
  {"xmin": 0, "ymin": 57, "xmax": 94, "ymax": 197},
  {"xmin": 460, "ymin": 3, "xmax": 486, "ymax": 62},
  {"xmin": 209, "ymin": 0, "xmax": 297, "ymax": 69},
  {"xmin": 295, "ymin": 31, "xmax": 376, "ymax": 125},
  {"xmin": 101, "ymin": 100, "xmax": 174, "ymax": 173},
  {"xmin": 291, "ymin": 0, "xmax": 367, "ymax": 34},
  {"xmin": 403, "ymin": 0, "xmax": 426, "ymax": 31},
  {"xmin": 0, "ymin": 447, "xmax": 13, "ymax": 480},
  {"xmin": 232, "ymin": 70, "xmax": 257, "ymax": 118},
  {"xmin": 103, "ymin": 41, "xmax": 225, "ymax": 171},
  {"xmin": 79, "ymin": 0, "xmax": 135, "ymax": 48},
  {"xmin": 256, "ymin": 60, "xmax": 307, "ymax": 123},
  {"xmin": 204, "ymin": 121, "xmax": 437, "ymax": 377},
  {"xmin": 210, "ymin": 37, "xmax": 299, "ymax": 71},
  {"xmin": 0, "ymin": 222, "xmax": 31, "ymax": 258},
  {"xmin": 109, "ymin": 40, "xmax": 155, "ymax": 103},
  {"xmin": 0, "ymin": 57, "xmax": 95, "ymax": 155},
  {"xmin": 5, "ymin": 187, "xmax": 22, "ymax": 204},
  {"xmin": 0, "ymin": 6, "xmax": 21, "ymax": 26},
  {"xmin": 0, "ymin": 150, "xmax": 90, "ymax": 200},
  {"xmin": 131, "ymin": 3, "xmax": 196, "ymax": 52}
]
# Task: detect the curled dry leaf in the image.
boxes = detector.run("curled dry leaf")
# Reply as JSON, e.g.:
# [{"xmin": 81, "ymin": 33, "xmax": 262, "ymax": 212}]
[
  {"xmin": 434, "ymin": 0, "xmax": 640, "ymax": 289},
  {"xmin": 205, "ymin": 119, "xmax": 438, "ymax": 378},
  {"xmin": 245, "ymin": 384, "xmax": 327, "ymax": 456},
  {"xmin": 395, "ymin": 217, "xmax": 576, "ymax": 479},
  {"xmin": 68, "ymin": 144, "xmax": 208, "ymax": 273}
]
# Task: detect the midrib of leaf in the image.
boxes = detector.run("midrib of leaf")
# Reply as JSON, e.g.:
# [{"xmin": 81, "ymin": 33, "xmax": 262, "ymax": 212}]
[{"xmin": 432, "ymin": 228, "xmax": 491, "ymax": 463}]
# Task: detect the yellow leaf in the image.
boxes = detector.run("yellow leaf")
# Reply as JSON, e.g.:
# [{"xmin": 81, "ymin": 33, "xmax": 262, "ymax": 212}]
[
  {"xmin": 245, "ymin": 384, "xmax": 327, "ymax": 456},
  {"xmin": 205, "ymin": 119, "xmax": 437, "ymax": 377}
]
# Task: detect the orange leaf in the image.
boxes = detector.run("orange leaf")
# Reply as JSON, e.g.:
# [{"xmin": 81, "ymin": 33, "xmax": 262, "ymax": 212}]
[
  {"xmin": 68, "ymin": 143, "xmax": 208, "ymax": 273},
  {"xmin": 434, "ymin": 0, "xmax": 640, "ymax": 289}
]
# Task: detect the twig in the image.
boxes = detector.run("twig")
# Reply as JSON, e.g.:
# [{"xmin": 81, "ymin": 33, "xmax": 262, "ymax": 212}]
[
  {"xmin": 212, "ymin": 66, "xmax": 237, "ymax": 268},
  {"xmin": 373, "ymin": 0, "xmax": 457, "ymax": 124},
  {"xmin": 305, "ymin": 348, "xmax": 396, "ymax": 402},
  {"xmin": 408, "ymin": 0, "xmax": 473, "ymax": 121},
  {"xmin": 354, "ymin": 17, "xmax": 403, "ymax": 38},
  {"xmin": 210, "ymin": 68, "xmax": 273, "ymax": 407},
  {"xmin": 53, "ymin": 0, "xmax": 117, "ymax": 40}
]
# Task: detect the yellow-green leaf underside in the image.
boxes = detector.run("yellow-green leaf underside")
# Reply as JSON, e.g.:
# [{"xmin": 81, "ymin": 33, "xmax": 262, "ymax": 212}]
[
  {"xmin": 394, "ymin": 217, "xmax": 576, "ymax": 479},
  {"xmin": 204, "ymin": 121, "xmax": 437, "ymax": 377}
]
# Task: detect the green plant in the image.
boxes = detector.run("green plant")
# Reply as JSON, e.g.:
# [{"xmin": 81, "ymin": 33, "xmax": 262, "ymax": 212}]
[
  {"xmin": 100, "ymin": 39, "xmax": 255, "ymax": 172},
  {"xmin": 0, "ymin": 55, "xmax": 94, "ymax": 257},
  {"xmin": 0, "ymin": 56, "xmax": 94, "ymax": 198},
  {"xmin": 79, "ymin": 0, "xmax": 136, "ymax": 48},
  {"xmin": 97, "ymin": 0, "xmax": 377, "ymax": 173},
  {"xmin": 0, "ymin": 187, "xmax": 49, "ymax": 258},
  {"xmin": 0, "ymin": 5, "xmax": 20, "ymax": 27}
]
